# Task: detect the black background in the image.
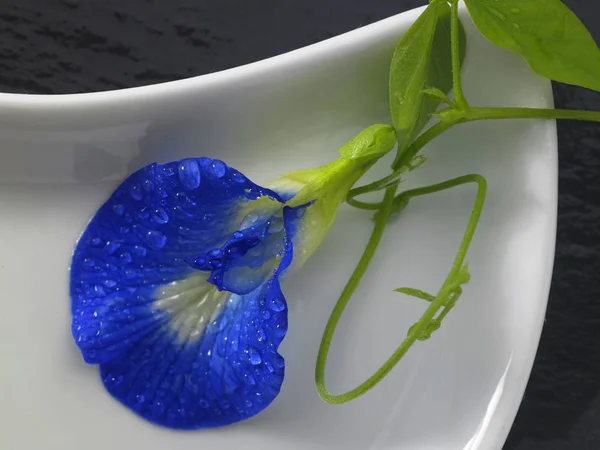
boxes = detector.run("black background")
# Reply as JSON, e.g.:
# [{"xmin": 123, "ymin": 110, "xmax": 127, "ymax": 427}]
[{"xmin": 1, "ymin": 1, "xmax": 599, "ymax": 449}]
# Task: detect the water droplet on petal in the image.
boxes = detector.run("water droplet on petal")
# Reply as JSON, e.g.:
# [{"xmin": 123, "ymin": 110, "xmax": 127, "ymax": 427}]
[
  {"xmin": 274, "ymin": 354, "xmax": 285, "ymax": 368},
  {"xmin": 232, "ymin": 171, "xmax": 246, "ymax": 183},
  {"xmin": 206, "ymin": 160, "xmax": 226, "ymax": 178},
  {"xmin": 257, "ymin": 328, "xmax": 266, "ymax": 342},
  {"xmin": 269, "ymin": 297, "xmax": 286, "ymax": 312},
  {"xmin": 104, "ymin": 241, "xmax": 121, "ymax": 255},
  {"xmin": 133, "ymin": 245, "xmax": 147, "ymax": 257},
  {"xmin": 152, "ymin": 208, "xmax": 169, "ymax": 224},
  {"xmin": 226, "ymin": 245, "xmax": 243, "ymax": 259},
  {"xmin": 245, "ymin": 373, "xmax": 256, "ymax": 385},
  {"xmin": 143, "ymin": 179, "xmax": 155, "ymax": 193},
  {"xmin": 146, "ymin": 230, "xmax": 167, "ymax": 249},
  {"xmin": 125, "ymin": 269, "xmax": 137, "ymax": 279},
  {"xmin": 137, "ymin": 207, "xmax": 150, "ymax": 219},
  {"xmin": 274, "ymin": 325, "xmax": 287, "ymax": 338},
  {"xmin": 130, "ymin": 184, "xmax": 143, "ymax": 201},
  {"xmin": 217, "ymin": 318, "xmax": 229, "ymax": 331},
  {"xmin": 112, "ymin": 204, "xmax": 125, "ymax": 216},
  {"xmin": 178, "ymin": 159, "xmax": 201, "ymax": 190},
  {"xmin": 246, "ymin": 213, "xmax": 258, "ymax": 224},
  {"xmin": 162, "ymin": 165, "xmax": 175, "ymax": 177},
  {"xmin": 93, "ymin": 284, "xmax": 106, "ymax": 296},
  {"xmin": 268, "ymin": 218, "xmax": 284, "ymax": 234},
  {"xmin": 118, "ymin": 252, "xmax": 132, "ymax": 264},
  {"xmin": 153, "ymin": 400, "xmax": 166, "ymax": 417}
]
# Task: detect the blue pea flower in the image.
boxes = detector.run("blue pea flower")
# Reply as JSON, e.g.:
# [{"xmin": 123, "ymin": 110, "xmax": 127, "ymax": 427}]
[{"xmin": 69, "ymin": 125, "xmax": 396, "ymax": 429}]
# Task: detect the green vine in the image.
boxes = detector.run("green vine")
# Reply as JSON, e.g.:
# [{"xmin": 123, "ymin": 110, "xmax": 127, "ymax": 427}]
[
  {"xmin": 316, "ymin": 174, "xmax": 486, "ymax": 403},
  {"xmin": 315, "ymin": 0, "xmax": 600, "ymax": 405}
]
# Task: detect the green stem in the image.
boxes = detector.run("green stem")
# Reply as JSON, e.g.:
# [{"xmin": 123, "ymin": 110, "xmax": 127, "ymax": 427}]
[
  {"xmin": 441, "ymin": 106, "xmax": 600, "ymax": 123},
  {"xmin": 348, "ymin": 170, "xmax": 405, "ymax": 201},
  {"xmin": 450, "ymin": 0, "xmax": 469, "ymax": 110},
  {"xmin": 346, "ymin": 197, "xmax": 383, "ymax": 210},
  {"xmin": 393, "ymin": 174, "xmax": 485, "ymax": 280},
  {"xmin": 350, "ymin": 105, "xmax": 600, "ymax": 211},
  {"xmin": 353, "ymin": 121, "xmax": 456, "ymax": 210},
  {"xmin": 316, "ymin": 174, "xmax": 487, "ymax": 404},
  {"xmin": 435, "ymin": 290, "xmax": 460, "ymax": 323},
  {"xmin": 393, "ymin": 120, "xmax": 453, "ymax": 170},
  {"xmin": 316, "ymin": 186, "xmax": 396, "ymax": 404}
]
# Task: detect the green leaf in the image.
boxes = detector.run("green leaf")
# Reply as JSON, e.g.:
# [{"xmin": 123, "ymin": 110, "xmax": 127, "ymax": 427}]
[
  {"xmin": 422, "ymin": 87, "xmax": 455, "ymax": 106},
  {"xmin": 394, "ymin": 287, "xmax": 436, "ymax": 302},
  {"xmin": 283, "ymin": 125, "xmax": 397, "ymax": 209},
  {"xmin": 389, "ymin": 0, "xmax": 466, "ymax": 155},
  {"xmin": 407, "ymin": 154, "xmax": 428, "ymax": 171},
  {"xmin": 338, "ymin": 124, "xmax": 397, "ymax": 163},
  {"xmin": 464, "ymin": 0, "xmax": 600, "ymax": 92}
]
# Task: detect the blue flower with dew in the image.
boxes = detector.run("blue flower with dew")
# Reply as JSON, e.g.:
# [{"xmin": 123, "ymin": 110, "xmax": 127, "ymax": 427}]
[{"xmin": 69, "ymin": 125, "xmax": 396, "ymax": 429}]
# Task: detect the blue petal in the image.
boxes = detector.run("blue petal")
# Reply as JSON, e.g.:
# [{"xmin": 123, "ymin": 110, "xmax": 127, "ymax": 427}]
[
  {"xmin": 187, "ymin": 215, "xmax": 287, "ymax": 295},
  {"xmin": 96, "ymin": 207, "xmax": 297, "ymax": 429},
  {"xmin": 99, "ymin": 240, "xmax": 292, "ymax": 429},
  {"xmin": 70, "ymin": 158, "xmax": 307, "ymax": 429},
  {"xmin": 70, "ymin": 158, "xmax": 284, "ymax": 365}
]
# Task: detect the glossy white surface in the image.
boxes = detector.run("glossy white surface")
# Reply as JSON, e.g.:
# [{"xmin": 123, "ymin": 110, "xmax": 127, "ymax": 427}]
[{"xmin": 0, "ymin": 5, "xmax": 556, "ymax": 450}]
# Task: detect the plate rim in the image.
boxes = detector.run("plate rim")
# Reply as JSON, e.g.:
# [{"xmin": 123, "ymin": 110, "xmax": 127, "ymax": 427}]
[{"xmin": 0, "ymin": 4, "xmax": 558, "ymax": 449}]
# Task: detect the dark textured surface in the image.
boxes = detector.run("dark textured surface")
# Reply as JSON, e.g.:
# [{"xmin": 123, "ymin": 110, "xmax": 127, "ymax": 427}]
[{"xmin": 1, "ymin": 0, "xmax": 599, "ymax": 448}]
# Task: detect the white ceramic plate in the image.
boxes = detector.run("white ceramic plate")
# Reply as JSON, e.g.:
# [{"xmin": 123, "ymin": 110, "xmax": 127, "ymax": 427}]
[{"xmin": 0, "ymin": 5, "xmax": 556, "ymax": 450}]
